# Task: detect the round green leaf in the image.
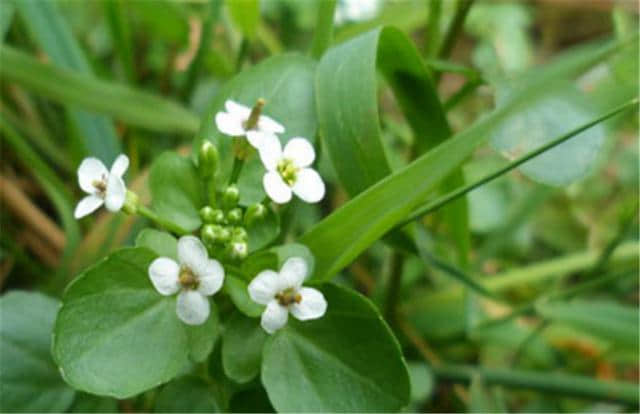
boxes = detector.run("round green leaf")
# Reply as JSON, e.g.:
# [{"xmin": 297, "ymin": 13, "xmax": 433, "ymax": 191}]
[
  {"xmin": 223, "ymin": 275, "xmax": 263, "ymax": 317},
  {"xmin": 261, "ymin": 284, "xmax": 410, "ymax": 412},
  {"xmin": 0, "ymin": 291, "xmax": 75, "ymax": 412},
  {"xmin": 53, "ymin": 248, "xmax": 219, "ymax": 398},
  {"xmin": 196, "ymin": 53, "xmax": 317, "ymax": 206},
  {"xmin": 135, "ymin": 228, "xmax": 178, "ymax": 260},
  {"xmin": 222, "ymin": 312, "xmax": 267, "ymax": 383},
  {"xmin": 149, "ymin": 152, "xmax": 203, "ymax": 232}
]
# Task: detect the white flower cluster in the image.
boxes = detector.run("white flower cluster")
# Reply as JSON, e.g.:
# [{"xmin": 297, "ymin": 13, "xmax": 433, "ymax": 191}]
[{"xmin": 215, "ymin": 99, "xmax": 326, "ymax": 204}]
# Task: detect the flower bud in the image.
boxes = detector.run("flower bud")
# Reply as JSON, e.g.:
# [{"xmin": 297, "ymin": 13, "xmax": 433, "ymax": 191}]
[
  {"xmin": 222, "ymin": 185, "xmax": 240, "ymax": 209},
  {"xmin": 199, "ymin": 206, "xmax": 215, "ymax": 223},
  {"xmin": 228, "ymin": 241, "xmax": 248, "ymax": 261},
  {"xmin": 200, "ymin": 224, "xmax": 218, "ymax": 245},
  {"xmin": 122, "ymin": 190, "xmax": 139, "ymax": 215},
  {"xmin": 198, "ymin": 141, "xmax": 219, "ymax": 179},
  {"xmin": 227, "ymin": 208, "xmax": 243, "ymax": 225},
  {"xmin": 231, "ymin": 226, "xmax": 248, "ymax": 241},
  {"xmin": 211, "ymin": 209, "xmax": 225, "ymax": 224},
  {"xmin": 244, "ymin": 203, "xmax": 267, "ymax": 226}
]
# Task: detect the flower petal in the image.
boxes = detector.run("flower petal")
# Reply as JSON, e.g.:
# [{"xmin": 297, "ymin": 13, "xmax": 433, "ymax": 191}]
[
  {"xmin": 110, "ymin": 154, "xmax": 129, "ymax": 178},
  {"xmin": 290, "ymin": 287, "xmax": 327, "ymax": 321},
  {"xmin": 176, "ymin": 290, "xmax": 210, "ymax": 325},
  {"xmin": 257, "ymin": 114, "xmax": 285, "ymax": 134},
  {"xmin": 74, "ymin": 195, "xmax": 104, "ymax": 219},
  {"xmin": 197, "ymin": 259, "xmax": 224, "ymax": 296},
  {"xmin": 278, "ymin": 257, "xmax": 308, "ymax": 290},
  {"xmin": 248, "ymin": 270, "xmax": 279, "ymax": 305},
  {"xmin": 177, "ymin": 236, "xmax": 209, "ymax": 273},
  {"xmin": 292, "ymin": 168, "xmax": 325, "ymax": 203},
  {"xmin": 261, "ymin": 300, "xmax": 288, "ymax": 334},
  {"xmin": 148, "ymin": 257, "xmax": 180, "ymax": 295},
  {"xmin": 77, "ymin": 157, "xmax": 108, "ymax": 194},
  {"xmin": 283, "ymin": 137, "xmax": 315, "ymax": 168},
  {"xmin": 263, "ymin": 171, "xmax": 292, "ymax": 204},
  {"xmin": 258, "ymin": 136, "xmax": 282, "ymax": 171},
  {"xmin": 225, "ymin": 100, "xmax": 251, "ymax": 118},
  {"xmin": 215, "ymin": 111, "xmax": 245, "ymax": 136},
  {"xmin": 104, "ymin": 174, "xmax": 126, "ymax": 212},
  {"xmin": 247, "ymin": 130, "xmax": 280, "ymax": 153}
]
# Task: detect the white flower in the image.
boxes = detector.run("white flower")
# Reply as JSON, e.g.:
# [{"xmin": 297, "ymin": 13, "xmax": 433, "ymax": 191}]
[
  {"xmin": 335, "ymin": 0, "xmax": 381, "ymax": 24},
  {"xmin": 214, "ymin": 99, "xmax": 284, "ymax": 150},
  {"xmin": 148, "ymin": 236, "xmax": 224, "ymax": 325},
  {"xmin": 74, "ymin": 154, "xmax": 129, "ymax": 219},
  {"xmin": 259, "ymin": 137, "xmax": 325, "ymax": 204},
  {"xmin": 248, "ymin": 257, "xmax": 327, "ymax": 334}
]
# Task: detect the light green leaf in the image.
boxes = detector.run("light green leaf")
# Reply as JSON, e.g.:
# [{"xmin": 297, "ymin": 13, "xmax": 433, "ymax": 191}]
[
  {"xmin": 262, "ymin": 284, "xmax": 410, "ymax": 412},
  {"xmin": 222, "ymin": 312, "xmax": 267, "ymax": 383},
  {"xmin": 53, "ymin": 248, "xmax": 219, "ymax": 398},
  {"xmin": 536, "ymin": 299, "xmax": 639, "ymax": 350},
  {"xmin": 491, "ymin": 83, "xmax": 607, "ymax": 186},
  {"xmin": 0, "ymin": 291, "xmax": 75, "ymax": 412},
  {"xmin": 135, "ymin": 228, "xmax": 178, "ymax": 260},
  {"xmin": 13, "ymin": 0, "xmax": 120, "ymax": 162},
  {"xmin": 149, "ymin": 152, "xmax": 204, "ymax": 233},
  {"xmin": 0, "ymin": 46, "xmax": 199, "ymax": 134},
  {"xmin": 223, "ymin": 274, "xmax": 263, "ymax": 317},
  {"xmin": 227, "ymin": 0, "xmax": 260, "ymax": 39},
  {"xmin": 154, "ymin": 376, "xmax": 218, "ymax": 412},
  {"xmin": 196, "ymin": 53, "xmax": 316, "ymax": 205}
]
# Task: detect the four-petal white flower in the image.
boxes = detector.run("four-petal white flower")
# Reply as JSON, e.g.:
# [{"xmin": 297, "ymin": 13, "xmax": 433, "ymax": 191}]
[
  {"xmin": 248, "ymin": 257, "xmax": 327, "ymax": 334},
  {"xmin": 259, "ymin": 137, "xmax": 325, "ymax": 204},
  {"xmin": 74, "ymin": 154, "xmax": 129, "ymax": 219},
  {"xmin": 215, "ymin": 100, "xmax": 284, "ymax": 151},
  {"xmin": 148, "ymin": 236, "xmax": 224, "ymax": 325}
]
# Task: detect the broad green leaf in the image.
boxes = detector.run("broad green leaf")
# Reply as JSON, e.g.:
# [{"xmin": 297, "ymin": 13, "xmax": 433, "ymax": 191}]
[
  {"xmin": 302, "ymin": 35, "xmax": 635, "ymax": 281},
  {"xmin": 407, "ymin": 362, "xmax": 434, "ymax": 404},
  {"xmin": 149, "ymin": 152, "xmax": 204, "ymax": 232},
  {"xmin": 13, "ymin": 0, "xmax": 120, "ymax": 162},
  {"xmin": 535, "ymin": 299, "xmax": 639, "ymax": 350},
  {"xmin": 53, "ymin": 248, "xmax": 219, "ymax": 398},
  {"xmin": 135, "ymin": 228, "xmax": 178, "ymax": 260},
  {"xmin": 262, "ymin": 284, "xmax": 410, "ymax": 412},
  {"xmin": 491, "ymin": 83, "xmax": 606, "ymax": 186},
  {"xmin": 196, "ymin": 53, "xmax": 316, "ymax": 205},
  {"xmin": 0, "ymin": 46, "xmax": 199, "ymax": 134},
  {"xmin": 154, "ymin": 376, "xmax": 218, "ymax": 412},
  {"xmin": 222, "ymin": 312, "xmax": 267, "ymax": 383},
  {"xmin": 0, "ymin": 291, "xmax": 75, "ymax": 412},
  {"xmin": 227, "ymin": 0, "xmax": 260, "ymax": 39},
  {"xmin": 223, "ymin": 275, "xmax": 263, "ymax": 317}
]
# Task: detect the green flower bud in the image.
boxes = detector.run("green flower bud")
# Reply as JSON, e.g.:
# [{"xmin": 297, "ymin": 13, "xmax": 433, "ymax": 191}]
[
  {"xmin": 231, "ymin": 227, "xmax": 248, "ymax": 241},
  {"xmin": 199, "ymin": 206, "xmax": 216, "ymax": 223},
  {"xmin": 227, "ymin": 208, "xmax": 243, "ymax": 225},
  {"xmin": 222, "ymin": 185, "xmax": 240, "ymax": 209},
  {"xmin": 218, "ymin": 226, "xmax": 232, "ymax": 243},
  {"xmin": 211, "ymin": 208, "xmax": 225, "ymax": 224},
  {"xmin": 227, "ymin": 241, "xmax": 248, "ymax": 261},
  {"xmin": 200, "ymin": 224, "xmax": 218, "ymax": 245},
  {"xmin": 244, "ymin": 203, "xmax": 267, "ymax": 226},
  {"xmin": 198, "ymin": 141, "xmax": 219, "ymax": 179},
  {"xmin": 122, "ymin": 190, "xmax": 139, "ymax": 215}
]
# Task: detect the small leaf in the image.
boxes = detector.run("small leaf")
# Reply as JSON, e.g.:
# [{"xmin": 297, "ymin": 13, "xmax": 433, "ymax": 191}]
[
  {"xmin": 154, "ymin": 376, "xmax": 218, "ymax": 412},
  {"xmin": 149, "ymin": 152, "xmax": 204, "ymax": 232},
  {"xmin": 222, "ymin": 312, "xmax": 267, "ymax": 383},
  {"xmin": 0, "ymin": 291, "xmax": 76, "ymax": 412},
  {"xmin": 135, "ymin": 228, "xmax": 178, "ymax": 260},
  {"xmin": 195, "ymin": 53, "xmax": 316, "ymax": 206},
  {"xmin": 262, "ymin": 284, "xmax": 410, "ymax": 412},
  {"xmin": 53, "ymin": 248, "xmax": 219, "ymax": 398}
]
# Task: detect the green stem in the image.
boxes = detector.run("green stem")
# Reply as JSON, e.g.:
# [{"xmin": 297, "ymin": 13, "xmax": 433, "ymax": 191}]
[
  {"xmin": 432, "ymin": 364, "xmax": 639, "ymax": 405},
  {"xmin": 235, "ymin": 38, "xmax": 249, "ymax": 71},
  {"xmin": 228, "ymin": 157, "xmax": 244, "ymax": 185},
  {"xmin": 443, "ymin": 78, "xmax": 482, "ymax": 111},
  {"xmin": 398, "ymin": 98, "xmax": 639, "ymax": 228},
  {"xmin": 384, "ymin": 251, "xmax": 405, "ymax": 326},
  {"xmin": 105, "ymin": 0, "xmax": 135, "ymax": 84},
  {"xmin": 310, "ymin": 0, "xmax": 337, "ymax": 59},
  {"xmin": 424, "ymin": 0, "xmax": 442, "ymax": 57},
  {"xmin": 433, "ymin": 0, "xmax": 474, "ymax": 82},
  {"xmin": 138, "ymin": 205, "xmax": 189, "ymax": 235}
]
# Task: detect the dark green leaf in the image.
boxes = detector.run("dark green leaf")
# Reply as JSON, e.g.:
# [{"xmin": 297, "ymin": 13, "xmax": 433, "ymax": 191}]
[
  {"xmin": 154, "ymin": 376, "xmax": 218, "ymax": 412},
  {"xmin": 262, "ymin": 284, "xmax": 410, "ymax": 412},
  {"xmin": 222, "ymin": 312, "xmax": 267, "ymax": 383},
  {"xmin": 70, "ymin": 393, "xmax": 118, "ymax": 413},
  {"xmin": 0, "ymin": 291, "xmax": 75, "ymax": 412},
  {"xmin": 149, "ymin": 152, "xmax": 204, "ymax": 232},
  {"xmin": 53, "ymin": 248, "xmax": 219, "ymax": 398}
]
